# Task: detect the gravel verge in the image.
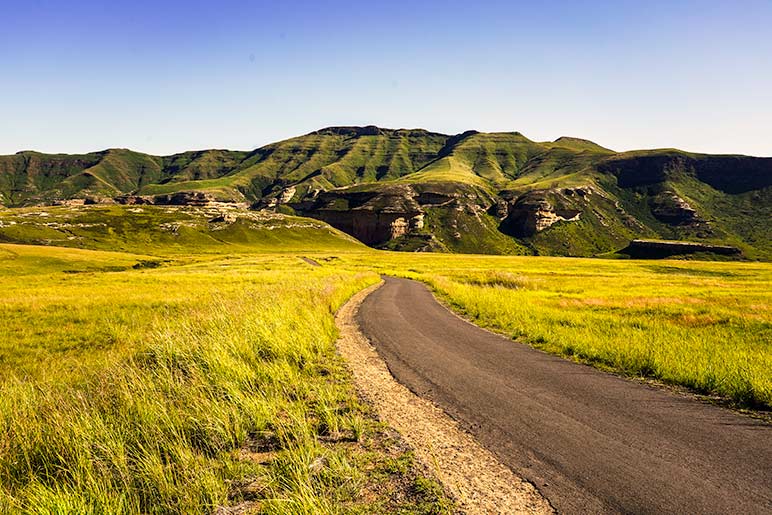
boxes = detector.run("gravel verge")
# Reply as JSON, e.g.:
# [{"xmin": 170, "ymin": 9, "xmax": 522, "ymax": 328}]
[{"xmin": 335, "ymin": 282, "xmax": 553, "ymax": 514}]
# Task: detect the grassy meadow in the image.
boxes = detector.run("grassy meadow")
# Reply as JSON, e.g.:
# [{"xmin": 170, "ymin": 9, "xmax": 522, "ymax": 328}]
[
  {"xmin": 0, "ymin": 246, "xmax": 452, "ymax": 513},
  {"xmin": 0, "ymin": 232, "xmax": 769, "ymax": 513}
]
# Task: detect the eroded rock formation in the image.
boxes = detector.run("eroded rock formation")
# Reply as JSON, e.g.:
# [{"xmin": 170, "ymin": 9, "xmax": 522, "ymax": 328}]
[
  {"xmin": 290, "ymin": 185, "xmax": 425, "ymax": 245},
  {"xmin": 152, "ymin": 191, "xmax": 216, "ymax": 206},
  {"xmin": 649, "ymin": 191, "xmax": 705, "ymax": 227},
  {"xmin": 501, "ymin": 189, "xmax": 583, "ymax": 237},
  {"xmin": 286, "ymin": 183, "xmax": 484, "ymax": 246}
]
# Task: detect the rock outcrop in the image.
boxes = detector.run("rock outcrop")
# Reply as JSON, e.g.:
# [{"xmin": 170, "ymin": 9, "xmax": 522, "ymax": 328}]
[
  {"xmin": 152, "ymin": 191, "xmax": 216, "ymax": 206},
  {"xmin": 291, "ymin": 185, "xmax": 425, "ymax": 245},
  {"xmin": 287, "ymin": 183, "xmax": 491, "ymax": 246},
  {"xmin": 621, "ymin": 239, "xmax": 741, "ymax": 258},
  {"xmin": 501, "ymin": 189, "xmax": 582, "ymax": 237},
  {"xmin": 114, "ymin": 191, "xmax": 240, "ymax": 207},
  {"xmin": 649, "ymin": 191, "xmax": 705, "ymax": 227},
  {"xmin": 114, "ymin": 195, "xmax": 155, "ymax": 205}
]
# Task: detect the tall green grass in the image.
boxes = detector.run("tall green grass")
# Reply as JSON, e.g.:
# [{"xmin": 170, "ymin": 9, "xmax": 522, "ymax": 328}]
[{"xmin": 0, "ymin": 250, "xmax": 450, "ymax": 513}]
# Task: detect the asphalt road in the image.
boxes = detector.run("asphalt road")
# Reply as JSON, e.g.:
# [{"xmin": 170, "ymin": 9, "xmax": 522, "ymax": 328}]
[{"xmin": 356, "ymin": 277, "xmax": 772, "ymax": 514}]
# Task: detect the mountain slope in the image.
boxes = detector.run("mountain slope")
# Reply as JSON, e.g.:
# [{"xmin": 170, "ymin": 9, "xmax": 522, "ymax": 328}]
[{"xmin": 1, "ymin": 126, "xmax": 769, "ymax": 258}]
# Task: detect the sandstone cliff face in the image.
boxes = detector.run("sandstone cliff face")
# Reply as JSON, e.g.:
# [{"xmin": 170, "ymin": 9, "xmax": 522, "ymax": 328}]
[
  {"xmin": 113, "ymin": 191, "xmax": 248, "ymax": 208},
  {"xmin": 290, "ymin": 185, "xmax": 426, "ymax": 245},
  {"xmin": 277, "ymin": 186, "xmax": 296, "ymax": 204},
  {"xmin": 288, "ymin": 183, "xmax": 487, "ymax": 246},
  {"xmin": 155, "ymin": 191, "xmax": 216, "ymax": 206},
  {"xmin": 285, "ymin": 180, "xmax": 604, "ymax": 252},
  {"xmin": 599, "ymin": 153, "xmax": 772, "ymax": 194},
  {"xmin": 115, "ymin": 195, "xmax": 155, "ymax": 205},
  {"xmin": 308, "ymin": 209, "xmax": 425, "ymax": 245},
  {"xmin": 500, "ymin": 189, "xmax": 584, "ymax": 237}
]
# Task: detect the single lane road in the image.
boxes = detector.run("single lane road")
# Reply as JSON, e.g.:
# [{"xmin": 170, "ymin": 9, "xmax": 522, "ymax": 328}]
[{"xmin": 357, "ymin": 277, "xmax": 772, "ymax": 514}]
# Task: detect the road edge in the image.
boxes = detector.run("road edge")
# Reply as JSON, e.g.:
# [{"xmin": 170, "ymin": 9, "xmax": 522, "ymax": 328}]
[
  {"xmin": 424, "ymin": 279, "xmax": 772, "ymax": 423},
  {"xmin": 335, "ymin": 281, "xmax": 554, "ymax": 515}
]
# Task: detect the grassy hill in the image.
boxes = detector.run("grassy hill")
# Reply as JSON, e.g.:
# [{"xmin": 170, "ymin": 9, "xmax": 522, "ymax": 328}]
[
  {"xmin": 0, "ymin": 205, "xmax": 364, "ymax": 255},
  {"xmin": 1, "ymin": 126, "xmax": 769, "ymax": 258}
]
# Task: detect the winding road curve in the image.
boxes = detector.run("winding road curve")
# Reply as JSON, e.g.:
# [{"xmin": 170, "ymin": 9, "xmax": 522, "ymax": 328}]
[{"xmin": 357, "ymin": 277, "xmax": 772, "ymax": 514}]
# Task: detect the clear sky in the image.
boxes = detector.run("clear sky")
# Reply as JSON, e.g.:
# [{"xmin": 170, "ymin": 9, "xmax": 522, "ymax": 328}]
[{"xmin": 2, "ymin": 0, "xmax": 771, "ymax": 156}]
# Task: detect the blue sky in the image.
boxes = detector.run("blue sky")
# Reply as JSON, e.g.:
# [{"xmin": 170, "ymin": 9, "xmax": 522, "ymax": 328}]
[{"xmin": 1, "ymin": 0, "xmax": 771, "ymax": 156}]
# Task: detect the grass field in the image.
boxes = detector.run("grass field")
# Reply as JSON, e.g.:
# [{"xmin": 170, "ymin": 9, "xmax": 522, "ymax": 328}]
[
  {"xmin": 0, "ymin": 247, "xmax": 452, "ymax": 513},
  {"xmin": 1, "ymin": 239, "xmax": 769, "ymax": 513}
]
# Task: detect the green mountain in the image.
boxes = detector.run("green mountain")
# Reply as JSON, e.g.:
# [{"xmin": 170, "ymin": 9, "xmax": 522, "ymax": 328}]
[{"xmin": 1, "ymin": 126, "xmax": 769, "ymax": 258}]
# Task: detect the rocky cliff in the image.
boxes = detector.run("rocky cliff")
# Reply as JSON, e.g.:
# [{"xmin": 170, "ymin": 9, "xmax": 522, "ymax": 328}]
[
  {"xmin": 621, "ymin": 239, "xmax": 741, "ymax": 258},
  {"xmin": 291, "ymin": 185, "xmax": 425, "ymax": 245}
]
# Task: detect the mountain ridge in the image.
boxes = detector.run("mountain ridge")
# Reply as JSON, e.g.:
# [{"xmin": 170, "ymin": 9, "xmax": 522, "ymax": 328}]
[{"xmin": 1, "ymin": 126, "xmax": 769, "ymax": 259}]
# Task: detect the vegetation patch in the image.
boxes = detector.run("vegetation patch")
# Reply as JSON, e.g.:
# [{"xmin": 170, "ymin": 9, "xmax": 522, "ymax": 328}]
[
  {"xmin": 0, "ymin": 248, "xmax": 452, "ymax": 513},
  {"xmin": 0, "ymin": 205, "xmax": 363, "ymax": 255}
]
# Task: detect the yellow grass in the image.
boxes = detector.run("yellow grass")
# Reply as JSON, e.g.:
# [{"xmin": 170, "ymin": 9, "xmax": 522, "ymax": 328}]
[
  {"xmin": 1, "ymin": 243, "xmax": 769, "ymax": 513},
  {"xmin": 0, "ymin": 248, "xmax": 451, "ymax": 513},
  {"xmin": 337, "ymin": 252, "xmax": 772, "ymax": 408}
]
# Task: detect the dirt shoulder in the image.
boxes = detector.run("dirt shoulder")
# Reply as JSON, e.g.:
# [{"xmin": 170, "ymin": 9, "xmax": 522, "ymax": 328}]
[{"xmin": 335, "ymin": 282, "xmax": 553, "ymax": 515}]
